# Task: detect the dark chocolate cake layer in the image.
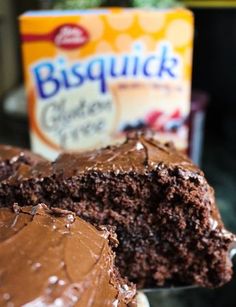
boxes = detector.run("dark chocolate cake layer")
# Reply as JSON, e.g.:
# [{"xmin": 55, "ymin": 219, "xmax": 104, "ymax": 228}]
[
  {"xmin": 0, "ymin": 134, "xmax": 235, "ymax": 289},
  {"xmin": 0, "ymin": 144, "xmax": 46, "ymax": 181}
]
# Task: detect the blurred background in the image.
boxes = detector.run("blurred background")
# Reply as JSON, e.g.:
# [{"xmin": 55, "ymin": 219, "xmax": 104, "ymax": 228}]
[{"xmin": 0, "ymin": 1, "xmax": 236, "ymax": 306}]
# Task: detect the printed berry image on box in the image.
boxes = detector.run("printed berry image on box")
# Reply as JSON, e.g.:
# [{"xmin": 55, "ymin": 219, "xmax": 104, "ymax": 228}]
[{"xmin": 20, "ymin": 8, "xmax": 194, "ymax": 159}]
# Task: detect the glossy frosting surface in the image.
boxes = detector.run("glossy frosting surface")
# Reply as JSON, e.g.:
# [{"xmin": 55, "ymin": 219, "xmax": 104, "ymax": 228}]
[
  {"xmin": 0, "ymin": 144, "xmax": 45, "ymax": 164},
  {"xmin": 5, "ymin": 134, "xmax": 200, "ymax": 182},
  {"xmin": 0, "ymin": 205, "xmax": 135, "ymax": 306},
  {"xmin": 55, "ymin": 135, "xmax": 199, "ymax": 177}
]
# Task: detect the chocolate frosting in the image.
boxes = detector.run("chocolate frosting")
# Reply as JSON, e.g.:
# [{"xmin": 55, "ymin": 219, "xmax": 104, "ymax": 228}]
[
  {"xmin": 0, "ymin": 204, "xmax": 136, "ymax": 306},
  {"xmin": 0, "ymin": 145, "xmax": 46, "ymax": 183},
  {"xmin": 8, "ymin": 134, "xmax": 201, "ymax": 183},
  {"xmin": 55, "ymin": 134, "xmax": 200, "ymax": 177},
  {"xmin": 0, "ymin": 145, "xmax": 45, "ymax": 165}
]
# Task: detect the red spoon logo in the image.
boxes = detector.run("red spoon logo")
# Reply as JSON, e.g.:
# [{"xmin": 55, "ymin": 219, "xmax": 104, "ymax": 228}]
[{"xmin": 22, "ymin": 24, "xmax": 89, "ymax": 50}]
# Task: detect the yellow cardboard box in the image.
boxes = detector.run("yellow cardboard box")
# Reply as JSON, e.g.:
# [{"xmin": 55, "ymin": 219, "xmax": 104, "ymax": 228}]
[{"xmin": 20, "ymin": 8, "xmax": 194, "ymax": 159}]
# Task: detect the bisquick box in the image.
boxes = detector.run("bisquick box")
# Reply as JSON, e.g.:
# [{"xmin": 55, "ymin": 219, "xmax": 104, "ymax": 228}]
[{"xmin": 20, "ymin": 8, "xmax": 194, "ymax": 159}]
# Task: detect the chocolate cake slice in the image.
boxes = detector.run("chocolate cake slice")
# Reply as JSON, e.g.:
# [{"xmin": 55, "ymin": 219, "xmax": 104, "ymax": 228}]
[
  {"xmin": 0, "ymin": 134, "xmax": 235, "ymax": 289},
  {"xmin": 0, "ymin": 204, "xmax": 136, "ymax": 306},
  {"xmin": 0, "ymin": 144, "xmax": 46, "ymax": 181}
]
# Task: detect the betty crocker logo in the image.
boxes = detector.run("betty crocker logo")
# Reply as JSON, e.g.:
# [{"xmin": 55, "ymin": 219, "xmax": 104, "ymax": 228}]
[
  {"xmin": 22, "ymin": 24, "xmax": 89, "ymax": 50},
  {"xmin": 53, "ymin": 24, "xmax": 89, "ymax": 49}
]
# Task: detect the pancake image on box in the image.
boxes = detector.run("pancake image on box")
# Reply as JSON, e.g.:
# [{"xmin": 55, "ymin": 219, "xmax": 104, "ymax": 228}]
[{"xmin": 0, "ymin": 204, "xmax": 136, "ymax": 307}]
